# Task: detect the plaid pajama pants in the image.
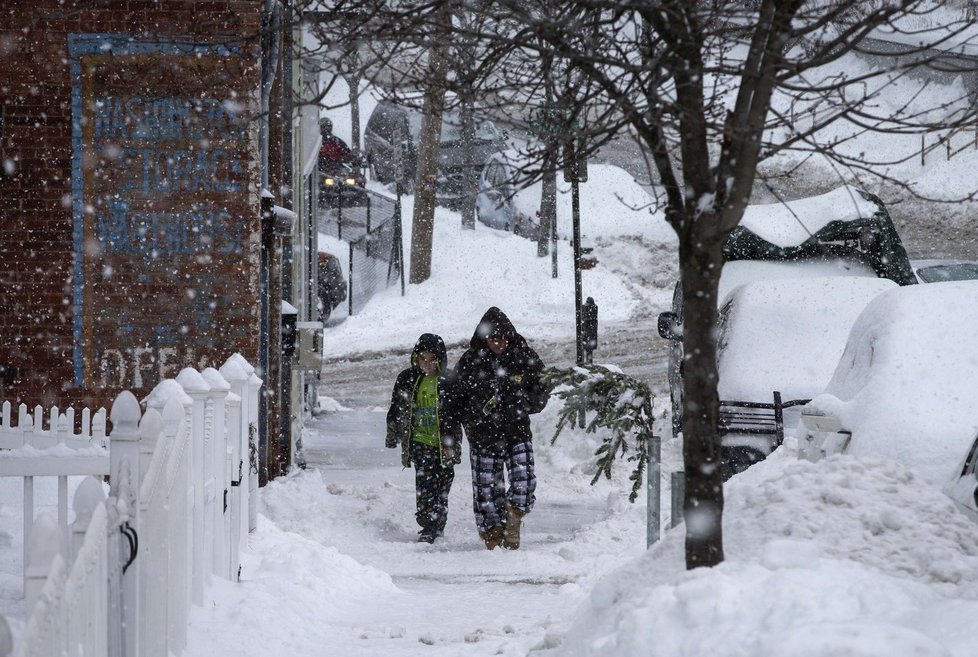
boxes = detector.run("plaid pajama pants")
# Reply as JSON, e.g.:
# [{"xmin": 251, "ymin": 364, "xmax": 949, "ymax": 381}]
[{"xmin": 468, "ymin": 437, "xmax": 536, "ymax": 532}]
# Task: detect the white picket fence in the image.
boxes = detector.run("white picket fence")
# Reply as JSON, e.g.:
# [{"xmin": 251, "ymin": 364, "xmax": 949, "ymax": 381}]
[{"xmin": 0, "ymin": 353, "xmax": 263, "ymax": 657}]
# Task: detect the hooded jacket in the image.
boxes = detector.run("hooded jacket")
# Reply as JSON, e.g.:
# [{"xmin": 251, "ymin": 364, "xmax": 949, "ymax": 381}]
[
  {"xmin": 386, "ymin": 333, "xmax": 462, "ymax": 467},
  {"xmin": 449, "ymin": 308, "xmax": 549, "ymax": 452}
]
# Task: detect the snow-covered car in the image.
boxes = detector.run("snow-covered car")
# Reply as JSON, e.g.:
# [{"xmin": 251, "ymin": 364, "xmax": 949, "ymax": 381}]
[
  {"xmin": 714, "ymin": 275, "xmax": 895, "ymax": 478},
  {"xmin": 799, "ymin": 280, "xmax": 978, "ymax": 518},
  {"xmin": 474, "ymin": 151, "xmax": 539, "ymax": 238},
  {"xmin": 912, "ymin": 258, "xmax": 978, "ymax": 284},
  {"xmin": 657, "ymin": 185, "xmax": 917, "ymax": 477}
]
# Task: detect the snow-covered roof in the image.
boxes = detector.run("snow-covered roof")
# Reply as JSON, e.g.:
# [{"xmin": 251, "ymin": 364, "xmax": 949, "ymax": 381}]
[
  {"xmin": 738, "ymin": 186, "xmax": 881, "ymax": 248},
  {"xmin": 717, "ymin": 277, "xmax": 895, "ymax": 401},
  {"xmin": 805, "ymin": 280, "xmax": 978, "ymax": 486}
]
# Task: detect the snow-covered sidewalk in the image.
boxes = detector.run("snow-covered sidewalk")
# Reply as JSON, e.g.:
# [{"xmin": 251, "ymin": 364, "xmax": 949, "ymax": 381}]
[
  {"xmin": 182, "ymin": 404, "xmax": 978, "ymax": 657},
  {"xmin": 183, "ymin": 406, "xmax": 661, "ymax": 656}
]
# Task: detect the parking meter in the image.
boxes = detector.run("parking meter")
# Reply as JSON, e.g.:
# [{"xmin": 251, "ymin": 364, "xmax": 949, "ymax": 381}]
[{"xmin": 582, "ymin": 296, "xmax": 598, "ymax": 363}]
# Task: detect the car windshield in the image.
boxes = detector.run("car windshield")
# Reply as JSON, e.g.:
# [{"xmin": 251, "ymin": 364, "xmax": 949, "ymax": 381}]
[{"xmin": 916, "ymin": 263, "xmax": 978, "ymax": 283}]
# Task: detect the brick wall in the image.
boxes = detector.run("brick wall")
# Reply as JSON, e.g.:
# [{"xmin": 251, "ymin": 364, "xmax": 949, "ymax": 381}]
[{"xmin": 0, "ymin": 1, "xmax": 264, "ymax": 412}]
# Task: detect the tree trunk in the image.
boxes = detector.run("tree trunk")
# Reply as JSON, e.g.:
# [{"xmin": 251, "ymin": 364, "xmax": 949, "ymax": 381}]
[
  {"xmin": 459, "ymin": 95, "xmax": 477, "ymax": 229},
  {"xmin": 537, "ymin": 143, "xmax": 557, "ymax": 257},
  {"xmin": 409, "ymin": 15, "xmax": 450, "ymax": 284},
  {"xmin": 679, "ymin": 235, "xmax": 725, "ymax": 568},
  {"xmin": 346, "ymin": 71, "xmax": 362, "ymax": 151}
]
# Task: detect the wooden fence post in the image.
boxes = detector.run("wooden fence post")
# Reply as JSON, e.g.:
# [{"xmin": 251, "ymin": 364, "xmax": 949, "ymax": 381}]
[
  {"xmin": 219, "ymin": 357, "xmax": 248, "ymax": 580},
  {"xmin": 110, "ymin": 390, "xmax": 141, "ymax": 657},
  {"xmin": 176, "ymin": 368, "xmax": 210, "ymax": 606},
  {"xmin": 202, "ymin": 367, "xmax": 231, "ymax": 579},
  {"xmin": 162, "ymin": 395, "xmax": 191, "ymax": 655}
]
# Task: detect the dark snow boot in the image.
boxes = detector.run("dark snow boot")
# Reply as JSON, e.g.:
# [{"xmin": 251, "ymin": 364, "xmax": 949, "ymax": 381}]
[{"xmin": 418, "ymin": 527, "xmax": 438, "ymax": 543}]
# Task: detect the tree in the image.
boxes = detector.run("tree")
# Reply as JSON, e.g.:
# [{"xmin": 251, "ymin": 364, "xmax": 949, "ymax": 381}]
[{"xmin": 308, "ymin": 0, "xmax": 978, "ymax": 568}]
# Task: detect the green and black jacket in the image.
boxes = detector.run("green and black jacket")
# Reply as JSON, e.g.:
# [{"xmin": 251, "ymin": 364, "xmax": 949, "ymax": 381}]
[{"xmin": 386, "ymin": 333, "xmax": 462, "ymax": 468}]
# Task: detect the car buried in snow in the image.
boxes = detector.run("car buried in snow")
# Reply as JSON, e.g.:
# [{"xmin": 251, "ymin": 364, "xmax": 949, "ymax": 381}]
[
  {"xmin": 657, "ymin": 185, "xmax": 917, "ymax": 479},
  {"xmin": 797, "ymin": 280, "xmax": 978, "ymax": 522}
]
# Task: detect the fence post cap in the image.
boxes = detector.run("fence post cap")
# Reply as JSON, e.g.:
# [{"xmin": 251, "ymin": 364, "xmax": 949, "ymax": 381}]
[
  {"xmin": 110, "ymin": 391, "xmax": 141, "ymax": 431},
  {"xmin": 73, "ymin": 476, "xmax": 106, "ymax": 525},
  {"xmin": 219, "ymin": 360, "xmax": 249, "ymax": 384},
  {"xmin": 139, "ymin": 407, "xmax": 163, "ymax": 442},
  {"xmin": 225, "ymin": 353, "xmax": 256, "ymax": 376},
  {"xmin": 25, "ymin": 514, "xmax": 61, "ymax": 575},
  {"xmin": 176, "ymin": 367, "xmax": 211, "ymax": 395},
  {"xmin": 143, "ymin": 379, "xmax": 193, "ymax": 410},
  {"xmin": 201, "ymin": 367, "xmax": 231, "ymax": 393}
]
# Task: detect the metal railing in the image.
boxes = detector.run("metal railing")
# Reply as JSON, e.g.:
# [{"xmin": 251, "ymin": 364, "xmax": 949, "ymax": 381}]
[{"xmin": 319, "ymin": 188, "xmax": 402, "ymax": 318}]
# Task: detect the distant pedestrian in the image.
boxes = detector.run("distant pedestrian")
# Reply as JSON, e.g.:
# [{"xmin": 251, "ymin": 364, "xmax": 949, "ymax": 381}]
[
  {"xmin": 450, "ymin": 308, "xmax": 549, "ymax": 550},
  {"xmin": 386, "ymin": 333, "xmax": 461, "ymax": 543},
  {"xmin": 318, "ymin": 117, "xmax": 354, "ymax": 174}
]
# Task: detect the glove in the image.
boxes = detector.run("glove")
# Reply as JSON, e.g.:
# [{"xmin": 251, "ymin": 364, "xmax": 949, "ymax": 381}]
[
  {"xmin": 442, "ymin": 435, "xmax": 461, "ymax": 465},
  {"xmin": 385, "ymin": 432, "xmax": 397, "ymax": 449}
]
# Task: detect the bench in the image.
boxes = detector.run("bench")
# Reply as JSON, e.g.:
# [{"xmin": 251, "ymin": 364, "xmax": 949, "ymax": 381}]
[{"xmin": 718, "ymin": 391, "xmax": 812, "ymax": 447}]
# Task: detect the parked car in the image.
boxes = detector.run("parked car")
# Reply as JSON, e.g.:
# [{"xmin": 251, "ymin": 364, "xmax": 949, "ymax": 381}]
[
  {"xmin": 317, "ymin": 251, "xmax": 347, "ymax": 321},
  {"xmin": 474, "ymin": 151, "xmax": 539, "ymax": 238},
  {"xmin": 364, "ymin": 100, "xmax": 505, "ymax": 207},
  {"xmin": 912, "ymin": 258, "xmax": 978, "ymax": 284},
  {"xmin": 657, "ymin": 185, "xmax": 917, "ymax": 477},
  {"xmin": 712, "ymin": 276, "xmax": 895, "ymax": 478},
  {"xmin": 798, "ymin": 280, "xmax": 978, "ymax": 519}
]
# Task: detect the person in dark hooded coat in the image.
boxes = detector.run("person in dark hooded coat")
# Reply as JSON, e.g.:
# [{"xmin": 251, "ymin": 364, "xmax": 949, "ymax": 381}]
[
  {"xmin": 386, "ymin": 333, "xmax": 462, "ymax": 543},
  {"xmin": 449, "ymin": 307, "xmax": 549, "ymax": 550}
]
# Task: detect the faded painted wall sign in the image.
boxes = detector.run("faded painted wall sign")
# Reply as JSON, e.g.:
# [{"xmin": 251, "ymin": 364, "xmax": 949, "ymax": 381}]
[{"xmin": 69, "ymin": 35, "xmax": 256, "ymax": 390}]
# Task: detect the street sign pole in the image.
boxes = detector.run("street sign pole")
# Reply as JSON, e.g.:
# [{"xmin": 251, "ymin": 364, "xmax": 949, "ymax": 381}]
[
  {"xmin": 551, "ymin": 202, "xmax": 559, "ymax": 279},
  {"xmin": 564, "ymin": 132, "xmax": 588, "ymax": 364},
  {"xmin": 572, "ymin": 177, "xmax": 583, "ymax": 364},
  {"xmin": 393, "ymin": 124, "xmax": 406, "ymax": 295}
]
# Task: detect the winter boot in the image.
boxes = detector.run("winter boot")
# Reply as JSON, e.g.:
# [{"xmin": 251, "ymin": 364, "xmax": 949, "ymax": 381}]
[
  {"xmin": 479, "ymin": 526, "xmax": 504, "ymax": 550},
  {"xmin": 418, "ymin": 527, "xmax": 437, "ymax": 544},
  {"xmin": 503, "ymin": 505, "xmax": 525, "ymax": 550}
]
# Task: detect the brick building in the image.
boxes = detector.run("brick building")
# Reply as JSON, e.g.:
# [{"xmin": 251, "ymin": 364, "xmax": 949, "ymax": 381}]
[{"xmin": 0, "ymin": 2, "xmax": 294, "ymax": 471}]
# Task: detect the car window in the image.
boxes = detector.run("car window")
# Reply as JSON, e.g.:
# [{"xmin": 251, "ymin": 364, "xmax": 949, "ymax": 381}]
[{"xmin": 917, "ymin": 263, "xmax": 978, "ymax": 283}]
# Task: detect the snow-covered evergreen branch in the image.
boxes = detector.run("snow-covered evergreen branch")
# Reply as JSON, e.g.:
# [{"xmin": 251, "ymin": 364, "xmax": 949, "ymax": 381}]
[{"xmin": 541, "ymin": 364, "xmax": 656, "ymax": 502}]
